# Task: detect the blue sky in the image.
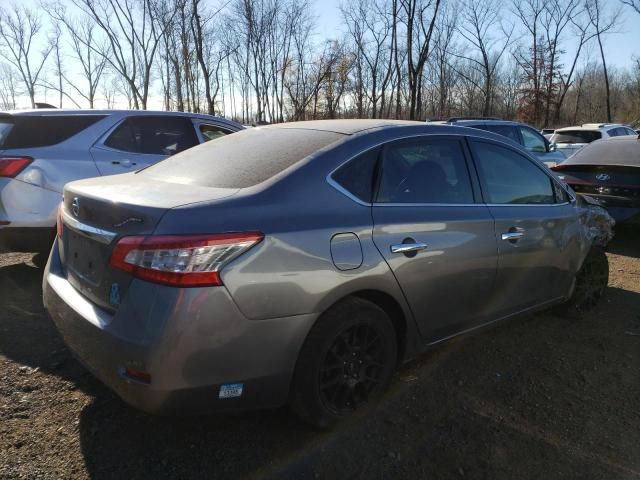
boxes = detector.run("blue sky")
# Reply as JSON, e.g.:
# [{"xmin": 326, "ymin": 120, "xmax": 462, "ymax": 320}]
[{"xmin": 315, "ymin": 0, "xmax": 640, "ymax": 70}]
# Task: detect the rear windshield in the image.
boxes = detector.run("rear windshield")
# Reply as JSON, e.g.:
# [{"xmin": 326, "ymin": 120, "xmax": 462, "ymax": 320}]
[
  {"xmin": 565, "ymin": 138, "xmax": 640, "ymax": 166},
  {"xmin": 141, "ymin": 127, "xmax": 344, "ymax": 188},
  {"xmin": 0, "ymin": 115, "xmax": 106, "ymax": 148},
  {"xmin": 551, "ymin": 130, "xmax": 601, "ymax": 144}
]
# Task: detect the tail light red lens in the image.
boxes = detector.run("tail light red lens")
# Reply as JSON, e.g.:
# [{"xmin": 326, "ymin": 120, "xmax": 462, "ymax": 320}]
[
  {"xmin": 0, "ymin": 156, "xmax": 32, "ymax": 178},
  {"xmin": 56, "ymin": 203, "xmax": 64, "ymax": 239},
  {"xmin": 109, "ymin": 233, "xmax": 264, "ymax": 287}
]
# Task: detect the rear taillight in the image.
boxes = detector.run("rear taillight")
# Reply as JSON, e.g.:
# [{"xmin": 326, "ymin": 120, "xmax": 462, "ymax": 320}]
[
  {"xmin": 109, "ymin": 233, "xmax": 264, "ymax": 287},
  {"xmin": 56, "ymin": 203, "xmax": 64, "ymax": 238},
  {"xmin": 0, "ymin": 156, "xmax": 32, "ymax": 177}
]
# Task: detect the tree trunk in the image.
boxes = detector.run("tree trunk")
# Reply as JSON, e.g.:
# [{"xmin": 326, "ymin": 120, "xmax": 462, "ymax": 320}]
[{"xmin": 596, "ymin": 33, "xmax": 612, "ymax": 122}]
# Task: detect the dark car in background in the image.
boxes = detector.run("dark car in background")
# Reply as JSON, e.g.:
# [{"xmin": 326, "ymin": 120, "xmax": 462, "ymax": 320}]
[
  {"xmin": 552, "ymin": 135, "xmax": 640, "ymax": 224},
  {"xmin": 437, "ymin": 118, "xmax": 565, "ymax": 167}
]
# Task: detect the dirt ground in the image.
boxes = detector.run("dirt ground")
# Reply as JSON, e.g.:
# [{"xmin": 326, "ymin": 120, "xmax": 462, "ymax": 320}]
[{"xmin": 1, "ymin": 229, "xmax": 639, "ymax": 480}]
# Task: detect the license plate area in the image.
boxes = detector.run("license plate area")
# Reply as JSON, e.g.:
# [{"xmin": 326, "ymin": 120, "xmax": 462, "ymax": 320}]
[{"xmin": 65, "ymin": 230, "xmax": 107, "ymax": 286}]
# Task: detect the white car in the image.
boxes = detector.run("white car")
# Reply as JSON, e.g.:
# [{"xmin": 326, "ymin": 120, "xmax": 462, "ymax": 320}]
[
  {"xmin": 0, "ymin": 109, "xmax": 242, "ymax": 254},
  {"xmin": 550, "ymin": 123, "xmax": 637, "ymax": 159}
]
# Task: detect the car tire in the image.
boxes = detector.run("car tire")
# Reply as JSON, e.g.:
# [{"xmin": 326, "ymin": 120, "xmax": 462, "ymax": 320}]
[
  {"xmin": 290, "ymin": 297, "xmax": 397, "ymax": 429},
  {"xmin": 559, "ymin": 247, "xmax": 609, "ymax": 317}
]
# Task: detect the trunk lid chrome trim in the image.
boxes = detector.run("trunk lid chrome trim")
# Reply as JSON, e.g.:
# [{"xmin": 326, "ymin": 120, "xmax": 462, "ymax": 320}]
[{"xmin": 62, "ymin": 209, "xmax": 117, "ymax": 245}]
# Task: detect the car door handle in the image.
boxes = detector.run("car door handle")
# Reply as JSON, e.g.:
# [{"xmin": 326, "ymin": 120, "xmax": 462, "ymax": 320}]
[
  {"xmin": 501, "ymin": 231, "xmax": 525, "ymax": 241},
  {"xmin": 112, "ymin": 159, "xmax": 134, "ymax": 167},
  {"xmin": 390, "ymin": 242, "xmax": 428, "ymax": 254}
]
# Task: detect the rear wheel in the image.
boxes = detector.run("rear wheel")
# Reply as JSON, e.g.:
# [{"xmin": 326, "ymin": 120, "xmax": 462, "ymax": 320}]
[
  {"xmin": 290, "ymin": 297, "xmax": 397, "ymax": 428},
  {"xmin": 560, "ymin": 248, "xmax": 609, "ymax": 316}
]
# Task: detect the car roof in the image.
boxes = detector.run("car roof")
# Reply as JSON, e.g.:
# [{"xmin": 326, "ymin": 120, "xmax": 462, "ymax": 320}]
[
  {"xmin": 555, "ymin": 123, "xmax": 625, "ymax": 132},
  {"xmin": 264, "ymin": 119, "xmax": 425, "ymax": 135},
  {"xmin": 0, "ymin": 108, "xmax": 237, "ymax": 124},
  {"xmin": 255, "ymin": 120, "xmax": 531, "ymax": 149},
  {"xmin": 443, "ymin": 118, "xmax": 537, "ymax": 129}
]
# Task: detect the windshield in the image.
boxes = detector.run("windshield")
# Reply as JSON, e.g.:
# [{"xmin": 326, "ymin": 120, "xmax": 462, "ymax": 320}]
[{"xmin": 551, "ymin": 130, "xmax": 601, "ymax": 144}]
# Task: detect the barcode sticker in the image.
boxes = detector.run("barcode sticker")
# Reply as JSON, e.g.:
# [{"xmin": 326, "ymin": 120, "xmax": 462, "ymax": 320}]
[{"xmin": 219, "ymin": 383, "xmax": 244, "ymax": 399}]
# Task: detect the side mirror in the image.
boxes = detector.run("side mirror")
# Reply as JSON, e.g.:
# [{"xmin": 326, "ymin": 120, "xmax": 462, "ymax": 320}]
[{"xmin": 548, "ymin": 143, "xmax": 557, "ymax": 152}]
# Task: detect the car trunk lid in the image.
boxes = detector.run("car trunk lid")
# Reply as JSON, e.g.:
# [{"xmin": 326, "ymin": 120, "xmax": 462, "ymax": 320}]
[
  {"xmin": 554, "ymin": 164, "xmax": 640, "ymax": 208},
  {"xmin": 60, "ymin": 173, "xmax": 239, "ymax": 310}
]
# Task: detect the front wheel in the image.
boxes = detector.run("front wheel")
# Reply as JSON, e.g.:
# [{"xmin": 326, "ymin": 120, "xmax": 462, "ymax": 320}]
[
  {"xmin": 290, "ymin": 297, "xmax": 397, "ymax": 428},
  {"xmin": 560, "ymin": 248, "xmax": 609, "ymax": 316}
]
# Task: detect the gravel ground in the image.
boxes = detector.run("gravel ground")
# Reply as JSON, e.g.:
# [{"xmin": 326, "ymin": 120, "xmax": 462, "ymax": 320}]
[{"xmin": 1, "ymin": 229, "xmax": 639, "ymax": 480}]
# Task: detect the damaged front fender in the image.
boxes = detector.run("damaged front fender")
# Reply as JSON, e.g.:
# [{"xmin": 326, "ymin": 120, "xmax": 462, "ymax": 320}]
[{"xmin": 576, "ymin": 194, "xmax": 615, "ymax": 248}]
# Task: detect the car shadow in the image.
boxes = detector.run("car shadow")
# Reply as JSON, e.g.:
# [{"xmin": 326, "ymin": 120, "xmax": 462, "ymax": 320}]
[
  {"xmin": 1, "ymin": 232, "xmax": 639, "ymax": 479},
  {"xmin": 608, "ymin": 226, "xmax": 640, "ymax": 257},
  {"xmin": 74, "ymin": 287, "xmax": 640, "ymax": 480}
]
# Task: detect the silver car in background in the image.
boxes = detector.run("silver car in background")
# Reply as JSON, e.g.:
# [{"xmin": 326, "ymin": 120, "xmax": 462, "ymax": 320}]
[
  {"xmin": 0, "ymin": 109, "xmax": 242, "ymax": 253},
  {"xmin": 43, "ymin": 120, "xmax": 609, "ymax": 428}
]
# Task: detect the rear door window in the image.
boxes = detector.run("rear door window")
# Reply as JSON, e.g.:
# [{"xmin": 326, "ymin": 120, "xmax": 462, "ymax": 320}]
[
  {"xmin": 519, "ymin": 126, "xmax": 547, "ymax": 153},
  {"xmin": 484, "ymin": 125, "xmax": 521, "ymax": 144},
  {"xmin": 0, "ymin": 115, "xmax": 106, "ymax": 148},
  {"xmin": 471, "ymin": 141, "xmax": 555, "ymax": 204},
  {"xmin": 105, "ymin": 116, "xmax": 199, "ymax": 155},
  {"xmin": 199, "ymin": 124, "xmax": 232, "ymax": 142},
  {"xmin": 376, "ymin": 138, "xmax": 474, "ymax": 204}
]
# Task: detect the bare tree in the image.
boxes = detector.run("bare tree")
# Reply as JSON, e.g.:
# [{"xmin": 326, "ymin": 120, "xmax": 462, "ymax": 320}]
[
  {"xmin": 513, "ymin": 0, "xmax": 546, "ymax": 125},
  {"xmin": 586, "ymin": 0, "xmax": 622, "ymax": 122},
  {"xmin": 71, "ymin": 0, "xmax": 176, "ymax": 109},
  {"xmin": 455, "ymin": 0, "xmax": 514, "ymax": 117},
  {"xmin": 399, "ymin": 0, "xmax": 442, "ymax": 119},
  {"xmin": 190, "ymin": 0, "xmax": 236, "ymax": 115},
  {"xmin": 48, "ymin": 3, "xmax": 108, "ymax": 108},
  {"xmin": 0, "ymin": 5, "xmax": 53, "ymax": 108},
  {"xmin": 341, "ymin": 0, "xmax": 393, "ymax": 118},
  {"xmin": 620, "ymin": 0, "xmax": 640, "ymax": 14},
  {"xmin": 539, "ymin": 0, "xmax": 581, "ymax": 126},
  {"xmin": 553, "ymin": 9, "xmax": 595, "ymax": 122},
  {"xmin": 0, "ymin": 63, "xmax": 20, "ymax": 110}
]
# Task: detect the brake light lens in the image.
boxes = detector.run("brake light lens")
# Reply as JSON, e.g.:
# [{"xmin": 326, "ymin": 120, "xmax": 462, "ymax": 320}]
[
  {"xmin": 56, "ymin": 203, "xmax": 64, "ymax": 238},
  {"xmin": 109, "ymin": 233, "xmax": 264, "ymax": 287},
  {"xmin": 0, "ymin": 156, "xmax": 32, "ymax": 177}
]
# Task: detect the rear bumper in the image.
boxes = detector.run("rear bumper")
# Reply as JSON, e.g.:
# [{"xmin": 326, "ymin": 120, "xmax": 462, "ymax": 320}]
[
  {"xmin": 43, "ymin": 240, "xmax": 318, "ymax": 414},
  {"xmin": 0, "ymin": 178, "xmax": 59, "ymax": 228}
]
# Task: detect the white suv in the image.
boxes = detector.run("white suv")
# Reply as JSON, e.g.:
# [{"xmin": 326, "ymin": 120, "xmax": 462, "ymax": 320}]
[
  {"xmin": 550, "ymin": 123, "xmax": 637, "ymax": 159},
  {"xmin": 0, "ymin": 109, "xmax": 242, "ymax": 254}
]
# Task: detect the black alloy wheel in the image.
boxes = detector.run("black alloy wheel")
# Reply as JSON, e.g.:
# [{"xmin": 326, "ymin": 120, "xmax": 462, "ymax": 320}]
[{"xmin": 319, "ymin": 324, "xmax": 387, "ymax": 414}]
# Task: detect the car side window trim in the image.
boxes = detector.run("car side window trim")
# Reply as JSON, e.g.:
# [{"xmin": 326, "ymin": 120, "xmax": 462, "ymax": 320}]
[{"xmin": 327, "ymin": 132, "xmax": 574, "ymax": 207}]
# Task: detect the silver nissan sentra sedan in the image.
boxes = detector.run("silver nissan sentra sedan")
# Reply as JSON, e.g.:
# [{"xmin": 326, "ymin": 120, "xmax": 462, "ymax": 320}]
[{"xmin": 43, "ymin": 120, "xmax": 608, "ymax": 427}]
